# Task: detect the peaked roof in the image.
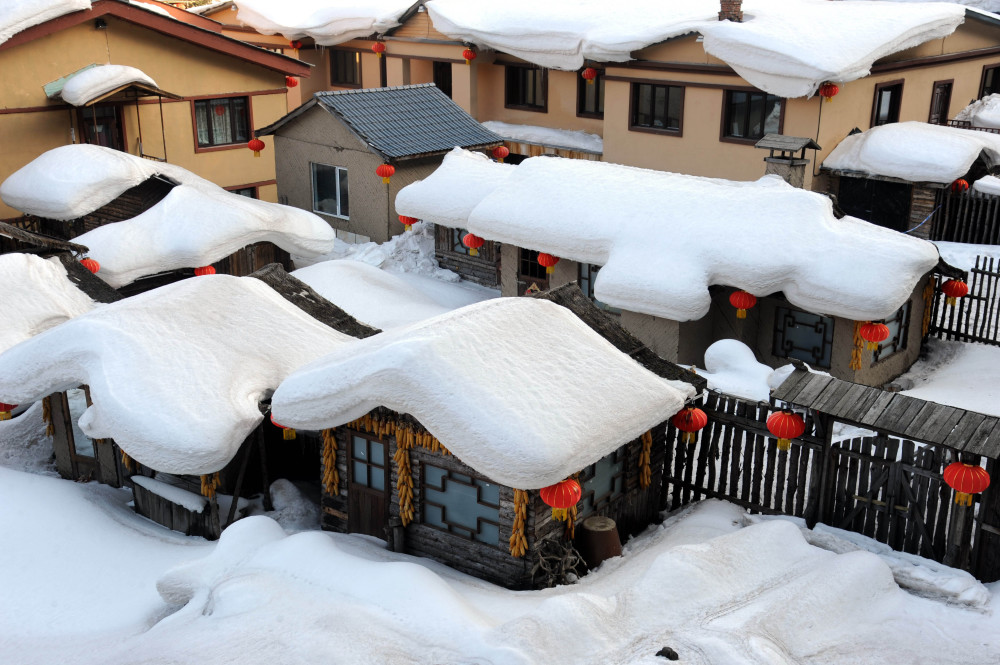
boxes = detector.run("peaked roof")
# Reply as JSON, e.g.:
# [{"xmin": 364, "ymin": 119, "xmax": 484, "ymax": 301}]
[{"xmin": 256, "ymin": 84, "xmax": 502, "ymax": 161}]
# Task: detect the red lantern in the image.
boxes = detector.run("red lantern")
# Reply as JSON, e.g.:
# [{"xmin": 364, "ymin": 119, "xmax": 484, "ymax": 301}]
[
  {"xmin": 767, "ymin": 410, "xmax": 805, "ymax": 452},
  {"xmin": 371, "ymin": 42, "xmax": 386, "ymax": 58},
  {"xmin": 248, "ymin": 137, "xmax": 266, "ymax": 157},
  {"xmin": 539, "ymin": 478, "xmax": 582, "ymax": 521},
  {"xmin": 941, "ymin": 279, "xmax": 969, "ymax": 306},
  {"xmin": 951, "ymin": 178, "xmax": 969, "ymax": 193},
  {"xmin": 672, "ymin": 406, "xmax": 708, "ymax": 444},
  {"xmin": 398, "ymin": 215, "xmax": 419, "ymax": 231},
  {"xmin": 376, "ymin": 163, "xmax": 395, "ymax": 184},
  {"xmin": 463, "ymin": 233, "xmax": 484, "ymax": 256},
  {"xmin": 462, "ymin": 48, "xmax": 476, "ymax": 65},
  {"xmin": 943, "ymin": 462, "xmax": 990, "ymax": 505},
  {"xmin": 214, "ymin": 105, "xmax": 225, "ymax": 117},
  {"xmin": 194, "ymin": 266, "xmax": 215, "ymax": 276},
  {"xmin": 270, "ymin": 415, "xmax": 297, "ymax": 441},
  {"xmin": 729, "ymin": 290, "xmax": 757, "ymax": 319},
  {"xmin": 80, "ymin": 258, "xmax": 100, "ymax": 274},
  {"xmin": 285, "ymin": 76, "xmax": 299, "ymax": 88},
  {"xmin": 859, "ymin": 322, "xmax": 890, "ymax": 351},
  {"xmin": 289, "ymin": 40, "xmax": 303, "ymax": 49},
  {"xmin": 581, "ymin": 67, "xmax": 598, "ymax": 84},
  {"xmin": 537, "ymin": 252, "xmax": 559, "ymax": 274},
  {"xmin": 819, "ymin": 82, "xmax": 839, "ymax": 102},
  {"xmin": 492, "ymin": 145, "xmax": 510, "ymax": 163},
  {"xmin": 0, "ymin": 402, "xmax": 17, "ymax": 421}
]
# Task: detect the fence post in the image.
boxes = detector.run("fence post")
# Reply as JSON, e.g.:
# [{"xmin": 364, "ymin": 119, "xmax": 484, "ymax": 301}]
[{"xmin": 806, "ymin": 412, "xmax": 835, "ymax": 529}]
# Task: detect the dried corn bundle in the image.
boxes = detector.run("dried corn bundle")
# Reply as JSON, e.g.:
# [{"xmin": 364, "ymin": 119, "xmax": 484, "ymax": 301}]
[
  {"xmin": 639, "ymin": 430, "xmax": 653, "ymax": 489},
  {"xmin": 509, "ymin": 488, "xmax": 529, "ymax": 557},
  {"xmin": 849, "ymin": 321, "xmax": 864, "ymax": 371},
  {"xmin": 322, "ymin": 428, "xmax": 339, "ymax": 495},
  {"xmin": 200, "ymin": 472, "xmax": 220, "ymax": 498},
  {"xmin": 42, "ymin": 396, "xmax": 54, "ymax": 437},
  {"xmin": 120, "ymin": 447, "xmax": 135, "ymax": 473},
  {"xmin": 922, "ymin": 281, "xmax": 934, "ymax": 337},
  {"xmin": 564, "ymin": 504, "xmax": 578, "ymax": 539},
  {"xmin": 394, "ymin": 433, "xmax": 415, "ymax": 525}
]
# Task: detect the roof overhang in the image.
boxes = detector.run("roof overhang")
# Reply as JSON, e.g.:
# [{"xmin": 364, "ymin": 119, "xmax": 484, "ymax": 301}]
[{"xmin": 70, "ymin": 81, "xmax": 184, "ymax": 106}]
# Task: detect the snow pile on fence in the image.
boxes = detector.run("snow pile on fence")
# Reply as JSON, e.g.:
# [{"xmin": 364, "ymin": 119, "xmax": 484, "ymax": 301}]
[
  {"xmin": 397, "ymin": 149, "xmax": 939, "ymax": 322},
  {"xmin": 272, "ymin": 297, "xmax": 695, "ymax": 488},
  {"xmin": 823, "ymin": 121, "xmax": 1000, "ymax": 183},
  {"xmin": 0, "ymin": 253, "xmax": 95, "ymax": 355},
  {"xmin": 974, "ymin": 174, "xmax": 1000, "ymax": 195},
  {"xmin": 235, "ymin": 0, "xmax": 415, "ymax": 44},
  {"xmin": 689, "ymin": 340, "xmax": 781, "ymax": 403},
  {"xmin": 0, "ymin": 0, "xmax": 90, "ymax": 45},
  {"xmin": 482, "ymin": 121, "xmax": 604, "ymax": 154},
  {"xmin": 60, "ymin": 64, "xmax": 158, "ymax": 106},
  {"xmin": 0, "ymin": 145, "xmax": 338, "ymax": 288},
  {"xmin": 0, "ymin": 275, "xmax": 352, "ymax": 475}
]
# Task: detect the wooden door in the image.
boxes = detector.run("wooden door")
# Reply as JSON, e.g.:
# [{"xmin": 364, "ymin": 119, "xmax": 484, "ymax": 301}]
[
  {"xmin": 79, "ymin": 104, "xmax": 125, "ymax": 151},
  {"xmin": 928, "ymin": 81, "xmax": 953, "ymax": 125},
  {"xmin": 347, "ymin": 432, "xmax": 389, "ymax": 539}
]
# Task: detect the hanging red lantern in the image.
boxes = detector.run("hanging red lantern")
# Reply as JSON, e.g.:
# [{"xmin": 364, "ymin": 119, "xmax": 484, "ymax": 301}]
[
  {"xmin": 463, "ymin": 233, "xmax": 484, "ymax": 256},
  {"xmin": 214, "ymin": 105, "xmax": 225, "ymax": 117},
  {"xmin": 858, "ymin": 322, "xmax": 890, "ymax": 350},
  {"xmin": 671, "ymin": 406, "xmax": 708, "ymax": 444},
  {"xmin": 270, "ymin": 415, "xmax": 297, "ymax": 441},
  {"xmin": 194, "ymin": 266, "xmax": 216, "ymax": 276},
  {"xmin": 941, "ymin": 278, "xmax": 969, "ymax": 306},
  {"xmin": 539, "ymin": 478, "xmax": 582, "ymax": 521},
  {"xmin": 248, "ymin": 137, "xmax": 266, "ymax": 157},
  {"xmin": 371, "ymin": 42, "xmax": 386, "ymax": 58},
  {"xmin": 462, "ymin": 48, "xmax": 476, "ymax": 65},
  {"xmin": 581, "ymin": 67, "xmax": 598, "ymax": 84},
  {"xmin": 0, "ymin": 402, "xmax": 17, "ymax": 421},
  {"xmin": 951, "ymin": 178, "xmax": 970, "ymax": 193},
  {"xmin": 943, "ymin": 462, "xmax": 990, "ymax": 505},
  {"xmin": 492, "ymin": 145, "xmax": 510, "ymax": 163},
  {"xmin": 376, "ymin": 163, "xmax": 395, "ymax": 184},
  {"xmin": 537, "ymin": 252, "xmax": 559, "ymax": 274},
  {"xmin": 398, "ymin": 215, "xmax": 419, "ymax": 231},
  {"xmin": 80, "ymin": 258, "xmax": 100, "ymax": 274},
  {"xmin": 729, "ymin": 290, "xmax": 757, "ymax": 319},
  {"xmin": 289, "ymin": 40, "xmax": 303, "ymax": 49},
  {"xmin": 767, "ymin": 410, "xmax": 805, "ymax": 452},
  {"xmin": 818, "ymin": 82, "xmax": 839, "ymax": 103},
  {"xmin": 285, "ymin": 76, "xmax": 299, "ymax": 88}
]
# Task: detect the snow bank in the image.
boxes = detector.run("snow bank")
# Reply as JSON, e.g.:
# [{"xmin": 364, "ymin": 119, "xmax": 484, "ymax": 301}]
[
  {"xmin": 235, "ymin": 0, "xmax": 415, "ymax": 45},
  {"xmin": 273, "ymin": 297, "xmax": 695, "ymax": 488},
  {"xmin": 956, "ymin": 93, "xmax": 1000, "ymax": 129},
  {"xmin": 824, "ymin": 121, "xmax": 1000, "ymax": 183},
  {"xmin": 897, "ymin": 337, "xmax": 1000, "ymax": 417},
  {"xmin": 481, "ymin": 121, "xmax": 603, "ymax": 154},
  {"xmin": 0, "ymin": 0, "xmax": 90, "ymax": 45},
  {"xmin": 398, "ymin": 149, "xmax": 940, "ymax": 322},
  {"xmin": 0, "ymin": 275, "xmax": 352, "ymax": 474},
  {"xmin": 0, "ymin": 253, "xmax": 95, "ymax": 355},
  {"xmin": 974, "ymin": 174, "xmax": 1000, "ymax": 195},
  {"xmin": 690, "ymin": 340, "xmax": 779, "ymax": 402},
  {"xmin": 60, "ymin": 64, "xmax": 158, "ymax": 106}
]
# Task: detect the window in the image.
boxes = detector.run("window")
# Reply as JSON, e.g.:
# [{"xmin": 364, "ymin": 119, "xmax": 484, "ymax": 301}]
[
  {"xmin": 578, "ymin": 450, "xmax": 625, "ymax": 519},
  {"xmin": 578, "ymin": 69, "xmax": 605, "ymax": 117},
  {"xmin": 505, "ymin": 65, "xmax": 547, "ymax": 111},
  {"xmin": 227, "ymin": 187, "xmax": 257, "ymax": 199},
  {"xmin": 311, "ymin": 163, "xmax": 349, "ymax": 218},
  {"xmin": 422, "ymin": 463, "xmax": 501, "ymax": 545},
  {"xmin": 67, "ymin": 388, "xmax": 96, "ymax": 462},
  {"xmin": 872, "ymin": 301, "xmax": 911, "ymax": 362},
  {"xmin": 871, "ymin": 81, "xmax": 903, "ymax": 127},
  {"xmin": 773, "ymin": 306, "xmax": 835, "ymax": 369},
  {"xmin": 928, "ymin": 81, "xmax": 953, "ymax": 125},
  {"xmin": 722, "ymin": 89, "xmax": 781, "ymax": 140},
  {"xmin": 578, "ymin": 263, "xmax": 619, "ymax": 314},
  {"xmin": 519, "ymin": 248, "xmax": 547, "ymax": 281},
  {"xmin": 194, "ymin": 97, "xmax": 249, "ymax": 147},
  {"xmin": 351, "ymin": 434, "xmax": 387, "ymax": 491},
  {"xmin": 433, "ymin": 61, "xmax": 453, "ymax": 98},
  {"xmin": 331, "ymin": 49, "xmax": 361, "ymax": 86},
  {"xmin": 981, "ymin": 64, "xmax": 1000, "ymax": 98},
  {"xmin": 631, "ymin": 83, "xmax": 683, "ymax": 133}
]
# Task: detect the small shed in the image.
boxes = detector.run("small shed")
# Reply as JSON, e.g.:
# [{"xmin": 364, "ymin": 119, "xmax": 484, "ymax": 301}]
[{"xmin": 255, "ymin": 84, "xmax": 503, "ymax": 244}]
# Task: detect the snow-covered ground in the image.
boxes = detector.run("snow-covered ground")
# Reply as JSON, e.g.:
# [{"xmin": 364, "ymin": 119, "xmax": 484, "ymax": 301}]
[{"xmin": 897, "ymin": 337, "xmax": 1000, "ymax": 417}]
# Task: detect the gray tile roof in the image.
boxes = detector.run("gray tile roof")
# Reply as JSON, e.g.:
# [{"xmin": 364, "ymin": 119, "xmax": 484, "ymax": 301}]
[{"xmin": 260, "ymin": 84, "xmax": 502, "ymax": 161}]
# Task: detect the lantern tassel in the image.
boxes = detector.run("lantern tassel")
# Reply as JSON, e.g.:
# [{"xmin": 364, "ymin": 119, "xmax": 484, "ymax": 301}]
[
  {"xmin": 282, "ymin": 427, "xmax": 297, "ymax": 441},
  {"xmin": 736, "ymin": 308, "xmax": 747, "ymax": 319},
  {"xmin": 955, "ymin": 491, "xmax": 972, "ymax": 506},
  {"xmin": 946, "ymin": 296, "xmax": 957, "ymax": 307},
  {"xmin": 552, "ymin": 507, "xmax": 568, "ymax": 521},
  {"xmin": 825, "ymin": 96, "xmax": 832, "ymax": 103},
  {"xmin": 382, "ymin": 176, "xmax": 390, "ymax": 184},
  {"xmin": 777, "ymin": 438, "xmax": 791, "ymax": 452},
  {"xmin": 0, "ymin": 411, "xmax": 9, "ymax": 421},
  {"xmin": 682, "ymin": 430, "xmax": 696, "ymax": 445},
  {"xmin": 469, "ymin": 248, "xmax": 479, "ymax": 257},
  {"xmin": 253, "ymin": 151, "xmax": 261, "ymax": 158}
]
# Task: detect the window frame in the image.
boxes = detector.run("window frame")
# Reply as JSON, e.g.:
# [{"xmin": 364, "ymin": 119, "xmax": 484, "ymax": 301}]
[
  {"xmin": 421, "ymin": 462, "xmax": 502, "ymax": 546},
  {"xmin": 504, "ymin": 64, "xmax": 548, "ymax": 112},
  {"xmin": 310, "ymin": 162, "xmax": 349, "ymax": 219},
  {"xmin": 578, "ymin": 449, "xmax": 626, "ymax": 519},
  {"xmin": 225, "ymin": 185, "xmax": 258, "ymax": 199},
  {"xmin": 190, "ymin": 94, "xmax": 252, "ymax": 153},
  {"xmin": 719, "ymin": 87, "xmax": 784, "ymax": 144},
  {"xmin": 872, "ymin": 301, "xmax": 911, "ymax": 363},
  {"xmin": 772, "ymin": 305, "xmax": 835, "ymax": 370},
  {"xmin": 980, "ymin": 64, "xmax": 1000, "ymax": 99},
  {"xmin": 330, "ymin": 48, "xmax": 362, "ymax": 88},
  {"xmin": 348, "ymin": 431, "xmax": 389, "ymax": 492},
  {"xmin": 577, "ymin": 68, "xmax": 605, "ymax": 119},
  {"xmin": 871, "ymin": 79, "xmax": 904, "ymax": 128},
  {"xmin": 629, "ymin": 82, "xmax": 685, "ymax": 136},
  {"xmin": 518, "ymin": 247, "xmax": 549, "ymax": 291}
]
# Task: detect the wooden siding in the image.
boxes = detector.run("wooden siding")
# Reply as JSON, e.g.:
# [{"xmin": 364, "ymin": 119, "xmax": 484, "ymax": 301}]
[
  {"xmin": 132, "ymin": 480, "xmax": 221, "ymax": 539},
  {"xmin": 433, "ymin": 225, "xmax": 500, "ymax": 287}
]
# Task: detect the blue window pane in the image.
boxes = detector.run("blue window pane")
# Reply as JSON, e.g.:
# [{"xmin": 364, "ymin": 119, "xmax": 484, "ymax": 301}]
[
  {"xmin": 352, "ymin": 436, "xmax": 367, "ymax": 460},
  {"xmin": 370, "ymin": 441, "xmax": 384, "ymax": 466}
]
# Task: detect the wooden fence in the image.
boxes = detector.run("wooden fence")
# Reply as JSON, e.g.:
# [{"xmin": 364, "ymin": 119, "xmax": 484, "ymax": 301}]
[
  {"xmin": 930, "ymin": 255, "xmax": 1000, "ymax": 345},
  {"xmin": 930, "ymin": 189, "xmax": 1000, "ymax": 245}
]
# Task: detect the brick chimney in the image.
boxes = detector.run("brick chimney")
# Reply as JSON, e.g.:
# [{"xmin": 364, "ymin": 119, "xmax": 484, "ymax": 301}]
[{"xmin": 719, "ymin": 0, "xmax": 743, "ymax": 22}]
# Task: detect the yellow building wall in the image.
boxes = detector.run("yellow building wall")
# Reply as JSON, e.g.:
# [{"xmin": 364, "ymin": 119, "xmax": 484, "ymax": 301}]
[{"xmin": 0, "ymin": 16, "xmax": 292, "ymax": 217}]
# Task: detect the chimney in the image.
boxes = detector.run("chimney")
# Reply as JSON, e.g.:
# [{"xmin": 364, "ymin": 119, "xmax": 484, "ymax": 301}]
[{"xmin": 719, "ymin": 0, "xmax": 743, "ymax": 22}]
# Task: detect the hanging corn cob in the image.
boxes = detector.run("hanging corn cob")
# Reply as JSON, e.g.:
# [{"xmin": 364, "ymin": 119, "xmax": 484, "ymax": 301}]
[
  {"xmin": 509, "ymin": 489, "xmax": 529, "ymax": 557},
  {"xmin": 322, "ymin": 428, "xmax": 339, "ymax": 496},
  {"xmin": 394, "ymin": 432, "xmax": 415, "ymax": 526},
  {"xmin": 42, "ymin": 396, "xmax": 54, "ymax": 437},
  {"xmin": 200, "ymin": 472, "xmax": 220, "ymax": 498},
  {"xmin": 849, "ymin": 321, "xmax": 864, "ymax": 371}
]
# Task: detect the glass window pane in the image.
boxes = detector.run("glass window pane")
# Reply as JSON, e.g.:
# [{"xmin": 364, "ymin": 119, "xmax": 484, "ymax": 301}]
[
  {"xmin": 425, "ymin": 503, "xmax": 445, "ymax": 529},
  {"xmin": 338, "ymin": 168, "xmax": 349, "ymax": 218},
  {"xmin": 353, "ymin": 436, "xmax": 367, "ymax": 460},
  {"xmin": 312, "ymin": 164, "xmax": 342, "ymax": 216},
  {"xmin": 749, "ymin": 93, "xmax": 764, "ymax": 137},
  {"xmin": 728, "ymin": 91, "xmax": 747, "ymax": 136},
  {"xmin": 424, "ymin": 464, "xmax": 446, "ymax": 489},
  {"xmin": 773, "ymin": 306, "xmax": 834, "ymax": 369},
  {"xmin": 194, "ymin": 102, "xmax": 210, "ymax": 146},
  {"xmin": 231, "ymin": 97, "xmax": 248, "ymax": 142},
  {"xmin": 370, "ymin": 440, "xmax": 384, "ymax": 466},
  {"xmin": 421, "ymin": 465, "xmax": 500, "ymax": 545},
  {"xmin": 67, "ymin": 389, "xmax": 95, "ymax": 458},
  {"xmin": 478, "ymin": 481, "xmax": 499, "ymax": 505},
  {"xmin": 353, "ymin": 461, "xmax": 368, "ymax": 486},
  {"xmin": 653, "ymin": 86, "xmax": 667, "ymax": 127},
  {"xmin": 477, "ymin": 522, "xmax": 499, "ymax": 545},
  {"xmin": 370, "ymin": 467, "xmax": 385, "ymax": 491},
  {"xmin": 764, "ymin": 96, "xmax": 782, "ymax": 134},
  {"xmin": 636, "ymin": 84, "xmax": 651, "ymax": 126},
  {"xmin": 667, "ymin": 86, "xmax": 682, "ymax": 130}
]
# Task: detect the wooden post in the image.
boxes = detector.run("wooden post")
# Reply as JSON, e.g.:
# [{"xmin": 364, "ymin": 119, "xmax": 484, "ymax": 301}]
[
  {"xmin": 944, "ymin": 501, "xmax": 969, "ymax": 569},
  {"xmin": 257, "ymin": 427, "xmax": 273, "ymax": 511},
  {"xmin": 808, "ymin": 413, "xmax": 835, "ymax": 529},
  {"xmin": 225, "ymin": 432, "xmax": 256, "ymax": 528}
]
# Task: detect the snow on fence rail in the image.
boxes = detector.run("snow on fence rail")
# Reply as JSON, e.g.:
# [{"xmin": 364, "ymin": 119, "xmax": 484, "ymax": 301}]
[{"xmin": 930, "ymin": 255, "xmax": 1000, "ymax": 345}]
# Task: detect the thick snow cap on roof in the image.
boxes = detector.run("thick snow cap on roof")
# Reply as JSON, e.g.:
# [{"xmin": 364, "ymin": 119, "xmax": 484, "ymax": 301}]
[
  {"xmin": 0, "ymin": 0, "xmax": 90, "ymax": 45},
  {"xmin": 823, "ymin": 121, "xmax": 1000, "ymax": 183},
  {"xmin": 1, "ymin": 145, "xmax": 338, "ymax": 287},
  {"xmin": 0, "ymin": 275, "xmax": 352, "ymax": 475},
  {"xmin": 398, "ymin": 149, "xmax": 939, "ymax": 322},
  {"xmin": 235, "ymin": 0, "xmax": 414, "ymax": 44},
  {"xmin": 60, "ymin": 64, "xmax": 157, "ymax": 106},
  {"xmin": 272, "ymin": 297, "xmax": 695, "ymax": 489},
  {"xmin": 0, "ymin": 254, "xmax": 95, "ymax": 355}
]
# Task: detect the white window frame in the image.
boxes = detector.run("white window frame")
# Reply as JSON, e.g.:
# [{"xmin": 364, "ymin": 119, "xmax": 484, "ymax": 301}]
[{"xmin": 311, "ymin": 162, "xmax": 349, "ymax": 219}]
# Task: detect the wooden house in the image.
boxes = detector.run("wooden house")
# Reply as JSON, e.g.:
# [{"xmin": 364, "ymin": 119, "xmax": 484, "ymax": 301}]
[{"xmin": 254, "ymin": 84, "xmax": 502, "ymax": 246}]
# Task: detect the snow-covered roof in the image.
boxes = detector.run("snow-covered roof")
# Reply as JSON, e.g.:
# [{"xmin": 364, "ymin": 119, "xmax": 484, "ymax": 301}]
[
  {"xmin": 955, "ymin": 92, "xmax": 1000, "ymax": 129},
  {"xmin": 234, "ymin": 0, "xmax": 968, "ymax": 98},
  {"xmin": 397, "ymin": 149, "xmax": 940, "ymax": 322},
  {"xmin": 0, "ymin": 145, "xmax": 338, "ymax": 288},
  {"xmin": 823, "ymin": 121, "xmax": 1000, "ymax": 184},
  {"xmin": 0, "ymin": 275, "xmax": 353, "ymax": 475},
  {"xmin": 59, "ymin": 64, "xmax": 159, "ymax": 106},
  {"xmin": 0, "ymin": 0, "xmax": 90, "ymax": 46},
  {"xmin": 271, "ymin": 297, "xmax": 695, "ymax": 489},
  {"xmin": 0, "ymin": 254, "xmax": 95, "ymax": 356},
  {"xmin": 481, "ymin": 121, "xmax": 603, "ymax": 154}
]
